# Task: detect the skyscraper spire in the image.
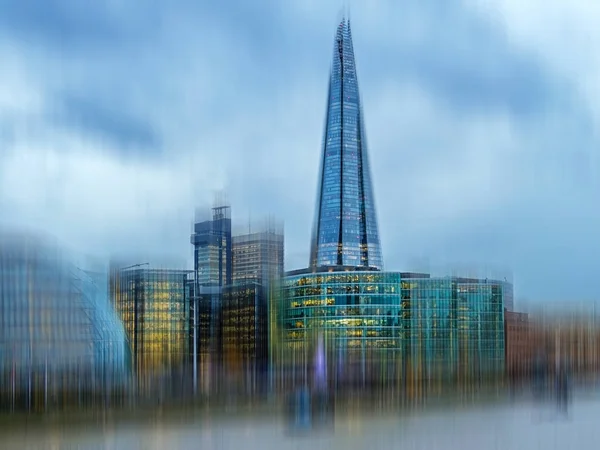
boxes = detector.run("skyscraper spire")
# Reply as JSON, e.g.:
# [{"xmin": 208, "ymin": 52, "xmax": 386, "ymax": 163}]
[
  {"xmin": 342, "ymin": 0, "xmax": 350, "ymax": 22},
  {"xmin": 309, "ymin": 17, "xmax": 383, "ymax": 271}
]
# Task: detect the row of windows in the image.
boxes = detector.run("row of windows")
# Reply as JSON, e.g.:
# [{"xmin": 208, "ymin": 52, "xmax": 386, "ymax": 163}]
[
  {"xmin": 286, "ymin": 274, "xmax": 508, "ymax": 288},
  {"xmin": 285, "ymin": 327, "xmax": 502, "ymax": 338},
  {"xmin": 284, "ymin": 286, "xmax": 501, "ymax": 296},
  {"xmin": 284, "ymin": 307, "xmax": 503, "ymax": 318},
  {"xmin": 284, "ymin": 294, "xmax": 500, "ymax": 305}
]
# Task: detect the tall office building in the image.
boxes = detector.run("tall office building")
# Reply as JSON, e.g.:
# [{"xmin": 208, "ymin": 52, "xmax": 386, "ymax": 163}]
[
  {"xmin": 221, "ymin": 282, "xmax": 269, "ymax": 395},
  {"xmin": 111, "ymin": 267, "xmax": 192, "ymax": 378},
  {"xmin": 189, "ymin": 203, "xmax": 233, "ymax": 394},
  {"xmin": 232, "ymin": 225, "xmax": 284, "ymax": 285},
  {"xmin": 210, "ymin": 222, "xmax": 284, "ymax": 395},
  {"xmin": 191, "ymin": 205, "xmax": 232, "ymax": 287},
  {"xmin": 309, "ymin": 17, "xmax": 383, "ymax": 271}
]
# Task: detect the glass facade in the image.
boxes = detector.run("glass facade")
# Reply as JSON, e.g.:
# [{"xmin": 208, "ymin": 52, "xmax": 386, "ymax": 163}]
[
  {"xmin": 310, "ymin": 18, "xmax": 382, "ymax": 270},
  {"xmin": 273, "ymin": 16, "xmax": 515, "ymax": 396},
  {"xmin": 194, "ymin": 284, "xmax": 221, "ymax": 393},
  {"xmin": 221, "ymin": 283, "xmax": 269, "ymax": 395},
  {"xmin": 503, "ymin": 281, "xmax": 514, "ymax": 311},
  {"xmin": 111, "ymin": 268, "xmax": 192, "ymax": 376},
  {"xmin": 0, "ymin": 231, "xmax": 128, "ymax": 409},
  {"xmin": 191, "ymin": 205, "xmax": 232, "ymax": 287},
  {"xmin": 232, "ymin": 230, "xmax": 284, "ymax": 285},
  {"xmin": 279, "ymin": 271, "xmax": 506, "ymax": 392}
]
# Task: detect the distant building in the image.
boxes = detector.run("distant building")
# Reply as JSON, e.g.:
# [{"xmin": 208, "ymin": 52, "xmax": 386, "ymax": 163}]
[
  {"xmin": 504, "ymin": 310, "xmax": 531, "ymax": 381},
  {"xmin": 192, "ymin": 283, "xmax": 222, "ymax": 393},
  {"xmin": 503, "ymin": 282, "xmax": 515, "ymax": 311},
  {"xmin": 188, "ymin": 208, "xmax": 284, "ymax": 394},
  {"xmin": 527, "ymin": 304, "xmax": 600, "ymax": 375},
  {"xmin": 191, "ymin": 205, "xmax": 232, "ymax": 287},
  {"xmin": 221, "ymin": 282, "xmax": 269, "ymax": 395},
  {"xmin": 224, "ymin": 224, "xmax": 283, "ymax": 394},
  {"xmin": 111, "ymin": 267, "xmax": 192, "ymax": 378},
  {"xmin": 188, "ymin": 204, "xmax": 232, "ymax": 392},
  {"xmin": 232, "ymin": 227, "xmax": 284, "ymax": 285}
]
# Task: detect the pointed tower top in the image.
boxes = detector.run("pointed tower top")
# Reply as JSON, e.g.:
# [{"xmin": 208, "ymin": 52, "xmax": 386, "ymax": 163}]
[
  {"xmin": 337, "ymin": 0, "xmax": 351, "ymax": 28},
  {"xmin": 309, "ymin": 16, "xmax": 383, "ymax": 271}
]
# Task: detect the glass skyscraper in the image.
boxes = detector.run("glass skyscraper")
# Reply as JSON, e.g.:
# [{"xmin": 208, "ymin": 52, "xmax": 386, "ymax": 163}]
[
  {"xmin": 191, "ymin": 205, "xmax": 232, "ymax": 287},
  {"xmin": 191, "ymin": 220, "xmax": 284, "ymax": 396},
  {"xmin": 276, "ymin": 17, "xmax": 512, "ymax": 395},
  {"xmin": 310, "ymin": 17, "xmax": 382, "ymax": 271}
]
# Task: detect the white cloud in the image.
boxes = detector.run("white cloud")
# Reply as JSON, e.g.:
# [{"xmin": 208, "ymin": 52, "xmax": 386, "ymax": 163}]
[
  {"xmin": 0, "ymin": 130, "xmax": 224, "ymax": 259},
  {"xmin": 0, "ymin": 47, "xmax": 44, "ymax": 118},
  {"xmin": 468, "ymin": 0, "xmax": 600, "ymax": 121},
  {"xmin": 368, "ymin": 81, "xmax": 518, "ymax": 226}
]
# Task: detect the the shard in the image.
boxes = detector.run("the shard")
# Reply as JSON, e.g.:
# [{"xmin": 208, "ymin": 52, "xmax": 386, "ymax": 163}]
[{"xmin": 309, "ymin": 17, "xmax": 383, "ymax": 270}]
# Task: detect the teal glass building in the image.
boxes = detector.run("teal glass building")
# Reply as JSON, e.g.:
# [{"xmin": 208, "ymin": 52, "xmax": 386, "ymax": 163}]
[{"xmin": 280, "ymin": 270, "xmax": 507, "ymax": 392}]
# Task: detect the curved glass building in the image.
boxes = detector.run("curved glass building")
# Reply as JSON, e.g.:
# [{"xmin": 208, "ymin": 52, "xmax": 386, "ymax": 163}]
[{"xmin": 0, "ymin": 230, "xmax": 128, "ymax": 409}]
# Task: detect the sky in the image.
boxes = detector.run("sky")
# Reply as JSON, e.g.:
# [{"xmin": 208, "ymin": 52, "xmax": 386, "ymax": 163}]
[{"xmin": 0, "ymin": 0, "xmax": 599, "ymax": 303}]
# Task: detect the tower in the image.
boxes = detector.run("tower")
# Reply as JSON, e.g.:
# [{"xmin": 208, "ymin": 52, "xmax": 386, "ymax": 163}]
[
  {"xmin": 232, "ymin": 219, "xmax": 284, "ymax": 286},
  {"xmin": 191, "ymin": 204, "xmax": 232, "ymax": 287},
  {"xmin": 309, "ymin": 17, "xmax": 383, "ymax": 270}
]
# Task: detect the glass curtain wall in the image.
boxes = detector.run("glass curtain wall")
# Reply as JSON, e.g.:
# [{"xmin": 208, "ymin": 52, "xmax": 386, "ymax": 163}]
[{"xmin": 281, "ymin": 271, "xmax": 507, "ymax": 395}]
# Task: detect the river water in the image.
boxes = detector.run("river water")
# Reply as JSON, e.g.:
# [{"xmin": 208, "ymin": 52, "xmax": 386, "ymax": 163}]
[{"xmin": 3, "ymin": 392, "xmax": 599, "ymax": 449}]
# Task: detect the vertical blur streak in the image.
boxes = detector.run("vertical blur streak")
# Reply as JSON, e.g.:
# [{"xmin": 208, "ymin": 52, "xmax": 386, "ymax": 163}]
[{"xmin": 0, "ymin": 228, "xmax": 128, "ymax": 412}]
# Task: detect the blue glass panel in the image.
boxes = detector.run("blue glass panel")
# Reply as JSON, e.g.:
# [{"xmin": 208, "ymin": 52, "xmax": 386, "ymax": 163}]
[{"xmin": 310, "ymin": 18, "xmax": 383, "ymax": 270}]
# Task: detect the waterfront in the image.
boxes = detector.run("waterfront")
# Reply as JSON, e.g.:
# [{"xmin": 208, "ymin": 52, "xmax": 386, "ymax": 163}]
[{"xmin": 3, "ymin": 389, "xmax": 600, "ymax": 449}]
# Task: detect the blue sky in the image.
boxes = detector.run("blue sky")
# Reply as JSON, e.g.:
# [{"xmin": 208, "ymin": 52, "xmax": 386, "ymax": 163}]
[{"xmin": 0, "ymin": 0, "xmax": 599, "ymax": 303}]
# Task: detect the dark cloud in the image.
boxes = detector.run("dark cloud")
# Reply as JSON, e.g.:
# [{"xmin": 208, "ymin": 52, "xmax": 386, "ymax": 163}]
[
  {"xmin": 51, "ymin": 92, "xmax": 163, "ymax": 155},
  {"xmin": 0, "ymin": 0, "xmax": 166, "ymax": 52},
  {"xmin": 0, "ymin": 0, "xmax": 124, "ymax": 47},
  {"xmin": 389, "ymin": 50, "xmax": 556, "ymax": 116}
]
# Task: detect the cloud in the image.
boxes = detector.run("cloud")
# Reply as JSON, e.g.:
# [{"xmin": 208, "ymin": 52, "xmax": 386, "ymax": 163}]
[
  {"xmin": 52, "ymin": 92, "xmax": 163, "ymax": 154},
  {"xmin": 0, "ymin": 0, "xmax": 599, "ymax": 302},
  {"xmin": 0, "ymin": 133, "xmax": 221, "ymax": 259}
]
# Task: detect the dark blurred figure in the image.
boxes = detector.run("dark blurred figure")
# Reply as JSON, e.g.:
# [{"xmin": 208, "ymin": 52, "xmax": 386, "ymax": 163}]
[
  {"xmin": 312, "ymin": 389, "xmax": 334, "ymax": 428},
  {"xmin": 286, "ymin": 387, "xmax": 334, "ymax": 434},
  {"xmin": 532, "ymin": 353, "xmax": 548, "ymax": 402},
  {"xmin": 287, "ymin": 387, "xmax": 312, "ymax": 432},
  {"xmin": 555, "ymin": 362, "xmax": 570, "ymax": 414}
]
